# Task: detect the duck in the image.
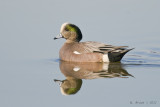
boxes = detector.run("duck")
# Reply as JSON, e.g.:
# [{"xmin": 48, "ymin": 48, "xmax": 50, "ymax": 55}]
[{"xmin": 54, "ymin": 22, "xmax": 134, "ymax": 62}]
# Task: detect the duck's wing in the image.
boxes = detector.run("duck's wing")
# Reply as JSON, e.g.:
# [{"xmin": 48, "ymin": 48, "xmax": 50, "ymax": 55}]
[{"xmin": 81, "ymin": 41, "xmax": 133, "ymax": 54}]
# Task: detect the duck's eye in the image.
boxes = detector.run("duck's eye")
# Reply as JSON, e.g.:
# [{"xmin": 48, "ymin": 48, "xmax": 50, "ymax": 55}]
[{"xmin": 65, "ymin": 28, "xmax": 69, "ymax": 31}]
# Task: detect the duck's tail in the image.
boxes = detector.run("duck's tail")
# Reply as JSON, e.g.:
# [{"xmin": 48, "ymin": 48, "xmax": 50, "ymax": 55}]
[{"xmin": 108, "ymin": 48, "xmax": 134, "ymax": 62}]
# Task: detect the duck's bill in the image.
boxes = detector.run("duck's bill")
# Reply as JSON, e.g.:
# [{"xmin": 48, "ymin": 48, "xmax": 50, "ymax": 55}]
[
  {"xmin": 54, "ymin": 79, "xmax": 63, "ymax": 86},
  {"xmin": 54, "ymin": 34, "xmax": 63, "ymax": 40}
]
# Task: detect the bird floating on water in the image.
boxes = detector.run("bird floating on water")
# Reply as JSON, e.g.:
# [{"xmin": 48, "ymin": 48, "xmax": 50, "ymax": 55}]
[{"xmin": 54, "ymin": 22, "xmax": 134, "ymax": 62}]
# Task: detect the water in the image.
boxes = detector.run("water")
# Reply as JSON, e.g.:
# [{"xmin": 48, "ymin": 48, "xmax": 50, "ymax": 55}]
[{"xmin": 0, "ymin": 0, "xmax": 160, "ymax": 107}]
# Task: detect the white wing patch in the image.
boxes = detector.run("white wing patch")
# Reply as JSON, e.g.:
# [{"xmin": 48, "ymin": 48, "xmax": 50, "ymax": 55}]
[
  {"xmin": 73, "ymin": 51, "xmax": 81, "ymax": 54},
  {"xmin": 73, "ymin": 67, "xmax": 80, "ymax": 72},
  {"xmin": 103, "ymin": 63, "xmax": 109, "ymax": 71},
  {"xmin": 103, "ymin": 54, "xmax": 109, "ymax": 62}
]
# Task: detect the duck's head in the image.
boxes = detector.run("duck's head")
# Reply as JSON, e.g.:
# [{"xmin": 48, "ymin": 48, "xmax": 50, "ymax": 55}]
[{"xmin": 54, "ymin": 23, "xmax": 82, "ymax": 42}]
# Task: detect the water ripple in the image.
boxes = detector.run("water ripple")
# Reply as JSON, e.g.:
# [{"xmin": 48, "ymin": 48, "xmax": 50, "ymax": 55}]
[{"xmin": 123, "ymin": 49, "xmax": 160, "ymax": 67}]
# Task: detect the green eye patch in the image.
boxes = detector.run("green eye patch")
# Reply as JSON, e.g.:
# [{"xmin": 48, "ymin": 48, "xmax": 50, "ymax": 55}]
[{"xmin": 66, "ymin": 24, "xmax": 78, "ymax": 32}]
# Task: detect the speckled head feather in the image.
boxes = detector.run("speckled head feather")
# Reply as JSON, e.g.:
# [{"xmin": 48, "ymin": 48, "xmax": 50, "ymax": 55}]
[{"xmin": 60, "ymin": 23, "xmax": 82, "ymax": 42}]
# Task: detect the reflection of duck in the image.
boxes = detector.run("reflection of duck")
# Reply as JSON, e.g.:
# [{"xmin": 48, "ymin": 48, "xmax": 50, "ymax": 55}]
[
  {"xmin": 54, "ymin": 61, "xmax": 133, "ymax": 95},
  {"xmin": 54, "ymin": 77, "xmax": 82, "ymax": 95}
]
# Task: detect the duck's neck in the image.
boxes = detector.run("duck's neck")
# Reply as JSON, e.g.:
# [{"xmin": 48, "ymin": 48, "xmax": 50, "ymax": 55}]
[{"xmin": 66, "ymin": 40, "xmax": 79, "ymax": 43}]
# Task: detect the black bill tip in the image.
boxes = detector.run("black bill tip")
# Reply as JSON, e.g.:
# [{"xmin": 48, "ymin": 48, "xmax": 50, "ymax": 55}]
[{"xmin": 53, "ymin": 37, "xmax": 57, "ymax": 40}]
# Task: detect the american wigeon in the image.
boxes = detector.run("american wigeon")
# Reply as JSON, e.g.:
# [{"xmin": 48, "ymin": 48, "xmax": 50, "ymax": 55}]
[
  {"xmin": 54, "ymin": 61, "xmax": 133, "ymax": 95},
  {"xmin": 57, "ymin": 61, "xmax": 133, "ymax": 79},
  {"xmin": 54, "ymin": 23, "xmax": 134, "ymax": 62}
]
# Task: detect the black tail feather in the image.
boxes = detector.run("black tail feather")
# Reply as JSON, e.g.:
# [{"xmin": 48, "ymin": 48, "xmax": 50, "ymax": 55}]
[{"xmin": 108, "ymin": 48, "xmax": 134, "ymax": 62}]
